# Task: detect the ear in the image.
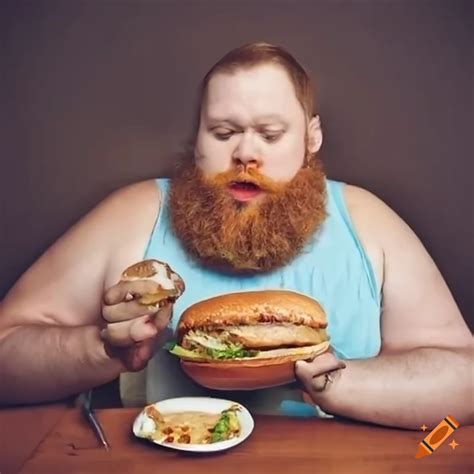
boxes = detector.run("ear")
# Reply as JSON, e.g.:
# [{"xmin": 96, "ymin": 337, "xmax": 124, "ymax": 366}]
[{"xmin": 307, "ymin": 115, "xmax": 323, "ymax": 154}]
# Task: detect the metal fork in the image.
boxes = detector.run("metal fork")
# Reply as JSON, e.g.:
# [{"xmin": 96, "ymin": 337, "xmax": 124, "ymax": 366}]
[{"xmin": 80, "ymin": 389, "xmax": 111, "ymax": 450}]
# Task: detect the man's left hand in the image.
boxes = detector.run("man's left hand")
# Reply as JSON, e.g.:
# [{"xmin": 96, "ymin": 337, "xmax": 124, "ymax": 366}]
[{"xmin": 295, "ymin": 351, "xmax": 346, "ymax": 401}]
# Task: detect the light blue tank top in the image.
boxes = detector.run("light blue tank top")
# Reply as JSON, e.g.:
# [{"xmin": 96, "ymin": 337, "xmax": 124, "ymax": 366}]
[{"xmin": 144, "ymin": 178, "xmax": 381, "ymax": 416}]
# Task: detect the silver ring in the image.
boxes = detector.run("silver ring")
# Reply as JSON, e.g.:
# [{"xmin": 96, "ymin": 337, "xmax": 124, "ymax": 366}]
[
  {"xmin": 322, "ymin": 372, "xmax": 334, "ymax": 391},
  {"xmin": 314, "ymin": 372, "xmax": 335, "ymax": 392}
]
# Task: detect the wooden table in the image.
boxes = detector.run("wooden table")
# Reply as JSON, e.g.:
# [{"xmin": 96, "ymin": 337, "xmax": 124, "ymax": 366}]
[{"xmin": 1, "ymin": 405, "xmax": 473, "ymax": 474}]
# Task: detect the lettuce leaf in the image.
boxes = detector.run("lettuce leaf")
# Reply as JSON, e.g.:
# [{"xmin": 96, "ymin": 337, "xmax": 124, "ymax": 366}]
[
  {"xmin": 209, "ymin": 406, "xmax": 240, "ymax": 443},
  {"xmin": 168, "ymin": 342, "xmax": 258, "ymax": 360},
  {"xmin": 206, "ymin": 345, "xmax": 258, "ymax": 360}
]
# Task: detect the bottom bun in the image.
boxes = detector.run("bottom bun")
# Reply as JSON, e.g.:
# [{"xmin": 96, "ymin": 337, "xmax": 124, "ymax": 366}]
[{"xmin": 180, "ymin": 341, "xmax": 330, "ymax": 390}]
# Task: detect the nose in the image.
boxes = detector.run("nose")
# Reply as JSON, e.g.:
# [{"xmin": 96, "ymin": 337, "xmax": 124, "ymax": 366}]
[{"xmin": 232, "ymin": 131, "xmax": 262, "ymax": 169}]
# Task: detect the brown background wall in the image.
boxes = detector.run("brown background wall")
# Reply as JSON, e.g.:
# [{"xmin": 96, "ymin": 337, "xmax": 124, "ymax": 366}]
[{"xmin": 1, "ymin": 0, "xmax": 472, "ymax": 330}]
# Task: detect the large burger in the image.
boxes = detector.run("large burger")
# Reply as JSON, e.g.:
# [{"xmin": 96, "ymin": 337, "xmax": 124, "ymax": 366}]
[{"xmin": 169, "ymin": 290, "xmax": 330, "ymax": 390}]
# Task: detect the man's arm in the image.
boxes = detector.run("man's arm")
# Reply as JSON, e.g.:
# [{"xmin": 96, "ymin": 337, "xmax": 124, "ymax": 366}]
[
  {"xmin": 302, "ymin": 345, "xmax": 472, "ymax": 429},
  {"xmin": 0, "ymin": 180, "xmax": 159, "ymax": 405},
  {"xmin": 296, "ymin": 185, "xmax": 473, "ymax": 429},
  {"xmin": 0, "ymin": 325, "xmax": 123, "ymax": 404}
]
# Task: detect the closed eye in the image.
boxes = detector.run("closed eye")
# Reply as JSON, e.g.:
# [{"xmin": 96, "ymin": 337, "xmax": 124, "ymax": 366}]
[
  {"xmin": 214, "ymin": 132, "xmax": 234, "ymax": 141},
  {"xmin": 261, "ymin": 132, "xmax": 283, "ymax": 143}
]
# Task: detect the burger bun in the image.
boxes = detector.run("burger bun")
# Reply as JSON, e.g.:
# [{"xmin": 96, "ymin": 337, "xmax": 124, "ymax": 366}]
[{"xmin": 180, "ymin": 340, "xmax": 330, "ymax": 390}]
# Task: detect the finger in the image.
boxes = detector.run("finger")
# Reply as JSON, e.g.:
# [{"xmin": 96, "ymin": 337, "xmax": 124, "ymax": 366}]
[
  {"xmin": 298, "ymin": 367, "xmax": 344, "ymax": 398},
  {"xmin": 123, "ymin": 338, "xmax": 156, "ymax": 372},
  {"xmin": 153, "ymin": 303, "xmax": 173, "ymax": 332},
  {"xmin": 103, "ymin": 280, "xmax": 162, "ymax": 305},
  {"xmin": 310, "ymin": 373, "xmax": 331, "ymax": 393},
  {"xmin": 102, "ymin": 300, "xmax": 158, "ymax": 323},
  {"xmin": 295, "ymin": 352, "xmax": 346, "ymax": 383},
  {"xmin": 101, "ymin": 315, "xmax": 157, "ymax": 347}
]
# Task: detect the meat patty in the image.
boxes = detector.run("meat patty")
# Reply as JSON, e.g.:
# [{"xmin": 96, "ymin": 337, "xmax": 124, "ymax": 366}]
[{"xmin": 182, "ymin": 324, "xmax": 327, "ymax": 350}]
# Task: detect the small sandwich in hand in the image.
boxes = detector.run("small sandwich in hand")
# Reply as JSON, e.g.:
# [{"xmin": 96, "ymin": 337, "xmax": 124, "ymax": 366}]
[
  {"xmin": 120, "ymin": 259, "xmax": 185, "ymax": 307},
  {"xmin": 168, "ymin": 290, "xmax": 330, "ymax": 390}
]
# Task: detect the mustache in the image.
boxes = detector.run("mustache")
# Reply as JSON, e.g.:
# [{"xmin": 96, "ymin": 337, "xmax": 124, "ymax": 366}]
[
  {"xmin": 202, "ymin": 167, "xmax": 286, "ymax": 193},
  {"xmin": 169, "ymin": 157, "xmax": 327, "ymax": 273}
]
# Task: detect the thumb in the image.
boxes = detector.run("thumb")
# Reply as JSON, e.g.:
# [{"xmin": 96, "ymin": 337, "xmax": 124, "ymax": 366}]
[
  {"xmin": 295, "ymin": 352, "xmax": 346, "ymax": 382},
  {"xmin": 124, "ymin": 338, "xmax": 156, "ymax": 372},
  {"xmin": 153, "ymin": 303, "xmax": 173, "ymax": 333},
  {"xmin": 294, "ymin": 360, "xmax": 312, "ymax": 380}
]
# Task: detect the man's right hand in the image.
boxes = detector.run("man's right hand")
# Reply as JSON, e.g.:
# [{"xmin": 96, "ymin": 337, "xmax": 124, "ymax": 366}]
[{"xmin": 101, "ymin": 280, "xmax": 173, "ymax": 371}]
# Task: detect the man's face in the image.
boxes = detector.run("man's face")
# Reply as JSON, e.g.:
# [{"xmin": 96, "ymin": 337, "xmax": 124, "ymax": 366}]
[
  {"xmin": 169, "ymin": 63, "xmax": 326, "ymax": 273},
  {"xmin": 195, "ymin": 64, "xmax": 309, "ymax": 186}
]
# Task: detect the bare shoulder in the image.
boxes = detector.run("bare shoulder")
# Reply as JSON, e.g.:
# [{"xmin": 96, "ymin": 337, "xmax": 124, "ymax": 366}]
[
  {"xmin": 343, "ymin": 184, "xmax": 400, "ymax": 241},
  {"xmin": 45, "ymin": 178, "xmax": 162, "ymax": 272},
  {"xmin": 99, "ymin": 179, "xmax": 161, "ymax": 220},
  {"xmin": 101, "ymin": 179, "xmax": 163, "ymax": 286},
  {"xmin": 0, "ymin": 179, "xmax": 161, "ymax": 335},
  {"xmin": 343, "ymin": 183, "xmax": 471, "ymax": 351},
  {"xmin": 343, "ymin": 183, "xmax": 422, "ymax": 263},
  {"xmin": 88, "ymin": 179, "xmax": 161, "ymax": 259},
  {"xmin": 341, "ymin": 184, "xmax": 388, "ymax": 293}
]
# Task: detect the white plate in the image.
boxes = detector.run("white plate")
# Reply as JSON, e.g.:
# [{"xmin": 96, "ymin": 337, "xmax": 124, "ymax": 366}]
[{"xmin": 132, "ymin": 397, "xmax": 254, "ymax": 453}]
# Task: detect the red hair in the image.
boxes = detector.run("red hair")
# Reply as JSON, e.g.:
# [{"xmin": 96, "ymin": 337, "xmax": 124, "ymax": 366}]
[{"xmin": 199, "ymin": 42, "xmax": 315, "ymax": 121}]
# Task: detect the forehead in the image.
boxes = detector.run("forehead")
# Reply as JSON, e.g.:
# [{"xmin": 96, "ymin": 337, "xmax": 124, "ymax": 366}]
[{"xmin": 203, "ymin": 64, "xmax": 304, "ymax": 123}]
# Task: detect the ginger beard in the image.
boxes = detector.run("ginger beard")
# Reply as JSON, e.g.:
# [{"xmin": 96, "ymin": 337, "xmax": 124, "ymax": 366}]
[{"xmin": 168, "ymin": 157, "xmax": 327, "ymax": 273}]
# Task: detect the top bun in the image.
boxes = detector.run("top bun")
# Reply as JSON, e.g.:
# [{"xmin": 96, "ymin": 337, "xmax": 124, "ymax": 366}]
[
  {"xmin": 177, "ymin": 290, "xmax": 326, "ymax": 339},
  {"xmin": 120, "ymin": 259, "xmax": 185, "ymax": 305},
  {"xmin": 122, "ymin": 259, "xmax": 172, "ymax": 281}
]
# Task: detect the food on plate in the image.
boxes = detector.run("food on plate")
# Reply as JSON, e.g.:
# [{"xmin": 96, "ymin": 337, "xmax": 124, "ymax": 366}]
[
  {"xmin": 167, "ymin": 290, "xmax": 330, "ymax": 389},
  {"xmin": 120, "ymin": 259, "xmax": 185, "ymax": 306},
  {"xmin": 138, "ymin": 404, "xmax": 241, "ymax": 444}
]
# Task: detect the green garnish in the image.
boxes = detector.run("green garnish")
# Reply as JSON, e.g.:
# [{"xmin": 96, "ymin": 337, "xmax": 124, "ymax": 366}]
[
  {"xmin": 209, "ymin": 406, "xmax": 240, "ymax": 443},
  {"xmin": 167, "ymin": 340, "xmax": 259, "ymax": 361},
  {"xmin": 206, "ymin": 345, "xmax": 258, "ymax": 360}
]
